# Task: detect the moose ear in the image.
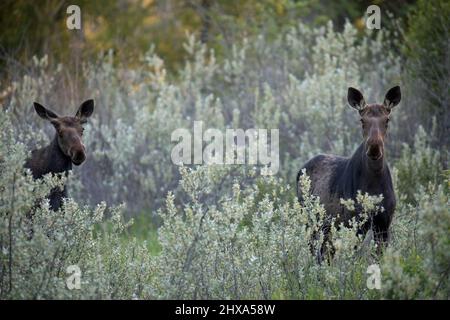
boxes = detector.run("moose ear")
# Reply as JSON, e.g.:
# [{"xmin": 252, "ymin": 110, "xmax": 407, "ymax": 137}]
[
  {"xmin": 75, "ymin": 99, "xmax": 94, "ymax": 123},
  {"xmin": 347, "ymin": 87, "xmax": 366, "ymax": 111},
  {"xmin": 33, "ymin": 102, "xmax": 59, "ymax": 120},
  {"xmin": 383, "ymin": 86, "xmax": 401, "ymax": 110}
]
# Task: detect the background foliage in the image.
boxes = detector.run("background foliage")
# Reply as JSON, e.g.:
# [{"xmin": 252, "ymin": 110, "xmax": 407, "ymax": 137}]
[{"xmin": 0, "ymin": 0, "xmax": 448, "ymax": 299}]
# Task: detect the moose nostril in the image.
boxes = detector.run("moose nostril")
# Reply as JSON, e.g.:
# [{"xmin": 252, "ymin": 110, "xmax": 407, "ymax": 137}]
[
  {"xmin": 72, "ymin": 151, "xmax": 86, "ymax": 164},
  {"xmin": 367, "ymin": 145, "xmax": 382, "ymax": 160}
]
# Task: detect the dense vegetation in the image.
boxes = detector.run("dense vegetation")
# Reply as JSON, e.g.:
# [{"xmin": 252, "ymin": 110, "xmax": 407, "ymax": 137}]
[{"xmin": 0, "ymin": 0, "xmax": 448, "ymax": 299}]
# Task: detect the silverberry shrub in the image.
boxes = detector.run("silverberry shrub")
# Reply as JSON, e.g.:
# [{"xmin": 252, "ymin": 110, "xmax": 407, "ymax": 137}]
[{"xmin": 1, "ymin": 21, "xmax": 448, "ymax": 299}]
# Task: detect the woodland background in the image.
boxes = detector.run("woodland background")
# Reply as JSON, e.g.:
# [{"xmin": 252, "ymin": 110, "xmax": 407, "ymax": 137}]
[{"xmin": 0, "ymin": 0, "xmax": 448, "ymax": 299}]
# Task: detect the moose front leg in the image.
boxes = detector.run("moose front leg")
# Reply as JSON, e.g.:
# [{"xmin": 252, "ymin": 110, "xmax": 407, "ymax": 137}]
[
  {"xmin": 373, "ymin": 227, "xmax": 390, "ymax": 255},
  {"xmin": 48, "ymin": 186, "xmax": 67, "ymax": 211},
  {"xmin": 373, "ymin": 211, "xmax": 393, "ymax": 255}
]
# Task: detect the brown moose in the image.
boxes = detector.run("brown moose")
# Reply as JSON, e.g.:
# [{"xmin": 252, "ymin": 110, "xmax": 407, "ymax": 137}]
[{"xmin": 25, "ymin": 100, "xmax": 94, "ymax": 211}]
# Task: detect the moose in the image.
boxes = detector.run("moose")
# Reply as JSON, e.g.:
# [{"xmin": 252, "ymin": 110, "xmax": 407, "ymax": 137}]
[
  {"xmin": 297, "ymin": 86, "xmax": 401, "ymax": 260},
  {"xmin": 25, "ymin": 99, "xmax": 94, "ymax": 211}
]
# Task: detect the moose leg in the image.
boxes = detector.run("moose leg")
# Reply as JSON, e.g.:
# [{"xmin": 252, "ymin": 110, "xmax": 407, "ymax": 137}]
[
  {"xmin": 373, "ymin": 227, "xmax": 389, "ymax": 255},
  {"xmin": 356, "ymin": 219, "xmax": 372, "ymax": 239},
  {"xmin": 373, "ymin": 215, "xmax": 392, "ymax": 255},
  {"xmin": 48, "ymin": 186, "xmax": 67, "ymax": 211},
  {"xmin": 320, "ymin": 227, "xmax": 335, "ymax": 263},
  {"xmin": 310, "ymin": 223, "xmax": 334, "ymax": 264},
  {"xmin": 354, "ymin": 219, "xmax": 373, "ymax": 255}
]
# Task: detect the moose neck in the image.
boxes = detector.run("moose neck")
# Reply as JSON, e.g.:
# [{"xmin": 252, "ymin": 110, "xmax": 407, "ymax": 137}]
[
  {"xmin": 47, "ymin": 134, "xmax": 72, "ymax": 174},
  {"xmin": 356, "ymin": 142, "xmax": 386, "ymax": 177}
]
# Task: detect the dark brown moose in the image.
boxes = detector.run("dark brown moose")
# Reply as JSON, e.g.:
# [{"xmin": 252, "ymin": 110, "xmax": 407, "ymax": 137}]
[
  {"xmin": 297, "ymin": 86, "xmax": 401, "ymax": 261},
  {"xmin": 25, "ymin": 100, "xmax": 94, "ymax": 211}
]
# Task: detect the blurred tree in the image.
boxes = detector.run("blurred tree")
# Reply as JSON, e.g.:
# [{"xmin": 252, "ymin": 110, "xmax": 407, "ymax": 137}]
[
  {"xmin": 0, "ymin": 0, "xmax": 419, "ymax": 74},
  {"xmin": 0, "ymin": 0, "xmax": 71, "ymax": 65},
  {"xmin": 404, "ymin": 0, "xmax": 449, "ymax": 162}
]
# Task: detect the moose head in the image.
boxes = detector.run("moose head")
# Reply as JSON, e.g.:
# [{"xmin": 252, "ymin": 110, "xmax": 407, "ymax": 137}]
[
  {"xmin": 347, "ymin": 86, "xmax": 401, "ymax": 162},
  {"xmin": 33, "ymin": 99, "xmax": 94, "ymax": 165}
]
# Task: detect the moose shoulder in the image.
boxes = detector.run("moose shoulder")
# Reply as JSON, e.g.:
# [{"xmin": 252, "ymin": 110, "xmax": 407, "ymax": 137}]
[
  {"xmin": 25, "ymin": 99, "xmax": 94, "ymax": 211},
  {"xmin": 297, "ymin": 86, "xmax": 401, "ymax": 257}
]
